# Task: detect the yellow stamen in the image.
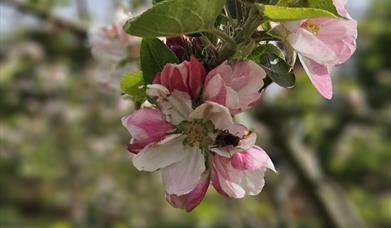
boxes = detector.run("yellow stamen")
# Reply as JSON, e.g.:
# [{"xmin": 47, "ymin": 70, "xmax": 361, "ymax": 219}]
[
  {"xmin": 302, "ymin": 19, "xmax": 321, "ymax": 35},
  {"xmin": 179, "ymin": 119, "xmax": 214, "ymax": 149}
]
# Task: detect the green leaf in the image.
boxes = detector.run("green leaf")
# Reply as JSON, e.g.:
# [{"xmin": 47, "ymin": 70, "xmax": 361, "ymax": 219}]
[
  {"xmin": 120, "ymin": 71, "xmax": 147, "ymax": 103},
  {"xmin": 124, "ymin": 0, "xmax": 226, "ymax": 37},
  {"xmin": 249, "ymin": 44, "xmax": 285, "ymax": 62},
  {"xmin": 152, "ymin": 0, "xmax": 165, "ymax": 4},
  {"xmin": 277, "ymin": 0, "xmax": 340, "ymax": 17},
  {"xmin": 257, "ymin": 4, "xmax": 339, "ymax": 21},
  {"xmin": 249, "ymin": 44, "xmax": 295, "ymax": 87},
  {"xmin": 260, "ymin": 53, "xmax": 295, "ymax": 88},
  {"xmin": 140, "ymin": 38, "xmax": 178, "ymax": 84}
]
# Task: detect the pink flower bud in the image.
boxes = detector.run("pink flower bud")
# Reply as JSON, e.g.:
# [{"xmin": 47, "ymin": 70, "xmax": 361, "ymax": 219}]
[
  {"xmin": 166, "ymin": 37, "xmax": 186, "ymax": 60},
  {"xmin": 203, "ymin": 60, "xmax": 266, "ymax": 114},
  {"xmin": 212, "ymin": 146, "xmax": 275, "ymax": 198},
  {"xmin": 153, "ymin": 56, "xmax": 206, "ymax": 100},
  {"xmin": 121, "ymin": 108, "xmax": 173, "ymax": 153}
]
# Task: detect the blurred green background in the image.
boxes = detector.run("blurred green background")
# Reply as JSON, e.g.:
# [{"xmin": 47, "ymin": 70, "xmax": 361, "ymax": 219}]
[{"xmin": 0, "ymin": 0, "xmax": 390, "ymax": 227}]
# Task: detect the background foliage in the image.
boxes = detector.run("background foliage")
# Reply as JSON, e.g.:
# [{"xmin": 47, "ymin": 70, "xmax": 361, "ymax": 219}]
[{"xmin": 0, "ymin": 0, "xmax": 390, "ymax": 227}]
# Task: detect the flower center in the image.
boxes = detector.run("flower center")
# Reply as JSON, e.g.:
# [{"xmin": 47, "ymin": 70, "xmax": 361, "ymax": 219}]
[
  {"xmin": 302, "ymin": 19, "xmax": 321, "ymax": 35},
  {"xmin": 177, "ymin": 119, "xmax": 215, "ymax": 149}
]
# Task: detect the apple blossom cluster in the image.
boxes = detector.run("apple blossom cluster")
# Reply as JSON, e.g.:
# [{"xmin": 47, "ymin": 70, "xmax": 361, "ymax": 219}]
[
  {"xmin": 91, "ymin": 0, "xmax": 357, "ymax": 211},
  {"xmin": 122, "ymin": 55, "xmax": 275, "ymax": 211}
]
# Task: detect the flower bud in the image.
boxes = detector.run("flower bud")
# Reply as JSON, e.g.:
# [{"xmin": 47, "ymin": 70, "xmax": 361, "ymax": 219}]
[
  {"xmin": 203, "ymin": 60, "xmax": 266, "ymax": 114},
  {"xmin": 153, "ymin": 56, "xmax": 206, "ymax": 100}
]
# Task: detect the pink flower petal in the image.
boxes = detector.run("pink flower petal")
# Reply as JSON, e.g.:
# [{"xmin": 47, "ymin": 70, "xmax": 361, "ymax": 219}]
[
  {"xmin": 227, "ymin": 124, "xmax": 248, "ymax": 137},
  {"xmin": 231, "ymin": 146, "xmax": 275, "ymax": 171},
  {"xmin": 203, "ymin": 60, "xmax": 266, "ymax": 114},
  {"xmin": 187, "ymin": 56, "xmax": 206, "ymax": 99},
  {"xmin": 121, "ymin": 108, "xmax": 173, "ymax": 153},
  {"xmin": 211, "ymin": 166, "xmax": 229, "ymax": 197},
  {"xmin": 203, "ymin": 74, "xmax": 227, "ymax": 104},
  {"xmin": 212, "ymin": 155, "xmax": 246, "ymax": 198},
  {"xmin": 166, "ymin": 171, "xmax": 210, "ymax": 212},
  {"xmin": 161, "ymin": 146, "xmax": 206, "ymax": 195},
  {"xmin": 212, "ymin": 151, "xmax": 275, "ymax": 198},
  {"xmin": 299, "ymin": 55, "xmax": 333, "ymax": 100},
  {"xmin": 287, "ymin": 28, "xmax": 337, "ymax": 65},
  {"xmin": 316, "ymin": 19, "xmax": 357, "ymax": 64},
  {"xmin": 153, "ymin": 56, "xmax": 206, "ymax": 100}
]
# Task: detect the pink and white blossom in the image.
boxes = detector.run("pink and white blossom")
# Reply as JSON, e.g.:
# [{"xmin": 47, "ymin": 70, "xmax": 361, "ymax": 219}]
[
  {"xmin": 203, "ymin": 60, "xmax": 266, "ymax": 114},
  {"xmin": 122, "ymin": 84, "xmax": 276, "ymax": 210},
  {"xmin": 131, "ymin": 86, "xmax": 233, "ymax": 197},
  {"xmin": 90, "ymin": 9, "xmax": 140, "ymax": 89},
  {"xmin": 153, "ymin": 56, "xmax": 206, "ymax": 100},
  {"xmin": 90, "ymin": 9, "xmax": 139, "ymax": 63},
  {"xmin": 283, "ymin": 0, "xmax": 357, "ymax": 99}
]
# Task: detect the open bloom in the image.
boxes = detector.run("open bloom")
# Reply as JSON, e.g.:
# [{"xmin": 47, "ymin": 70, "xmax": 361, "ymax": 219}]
[
  {"xmin": 132, "ymin": 85, "xmax": 232, "ymax": 199},
  {"xmin": 283, "ymin": 0, "xmax": 357, "ymax": 99},
  {"xmin": 122, "ymin": 85, "xmax": 275, "ymax": 211},
  {"xmin": 90, "ymin": 9, "xmax": 139, "ymax": 63},
  {"xmin": 90, "ymin": 9, "xmax": 140, "ymax": 89},
  {"xmin": 153, "ymin": 56, "xmax": 206, "ymax": 100},
  {"xmin": 203, "ymin": 60, "xmax": 266, "ymax": 114}
]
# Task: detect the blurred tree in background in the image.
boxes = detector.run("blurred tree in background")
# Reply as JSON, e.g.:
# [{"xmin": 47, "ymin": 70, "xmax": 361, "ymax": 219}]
[{"xmin": 0, "ymin": 0, "xmax": 390, "ymax": 227}]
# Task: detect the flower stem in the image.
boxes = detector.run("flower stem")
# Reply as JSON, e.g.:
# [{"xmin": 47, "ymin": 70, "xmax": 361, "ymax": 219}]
[{"xmin": 211, "ymin": 29, "xmax": 237, "ymax": 49}]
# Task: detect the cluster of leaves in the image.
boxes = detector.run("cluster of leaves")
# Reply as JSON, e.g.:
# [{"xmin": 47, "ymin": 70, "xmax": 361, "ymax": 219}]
[{"xmin": 120, "ymin": 0, "xmax": 343, "ymax": 103}]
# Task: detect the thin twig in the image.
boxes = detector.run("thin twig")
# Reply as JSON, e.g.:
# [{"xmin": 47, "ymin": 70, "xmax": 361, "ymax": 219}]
[{"xmin": 0, "ymin": 0, "xmax": 88, "ymax": 39}]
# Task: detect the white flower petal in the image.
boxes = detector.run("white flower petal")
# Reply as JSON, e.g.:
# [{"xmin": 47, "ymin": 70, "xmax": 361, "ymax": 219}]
[
  {"xmin": 210, "ymin": 147, "xmax": 233, "ymax": 158},
  {"xmin": 161, "ymin": 147, "xmax": 206, "ymax": 195},
  {"xmin": 239, "ymin": 169, "xmax": 266, "ymax": 196},
  {"xmin": 190, "ymin": 102, "xmax": 233, "ymax": 130},
  {"xmin": 163, "ymin": 90, "xmax": 193, "ymax": 125},
  {"xmin": 132, "ymin": 134, "xmax": 187, "ymax": 171},
  {"xmin": 146, "ymin": 84, "xmax": 170, "ymax": 98},
  {"xmin": 147, "ymin": 85, "xmax": 193, "ymax": 125}
]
